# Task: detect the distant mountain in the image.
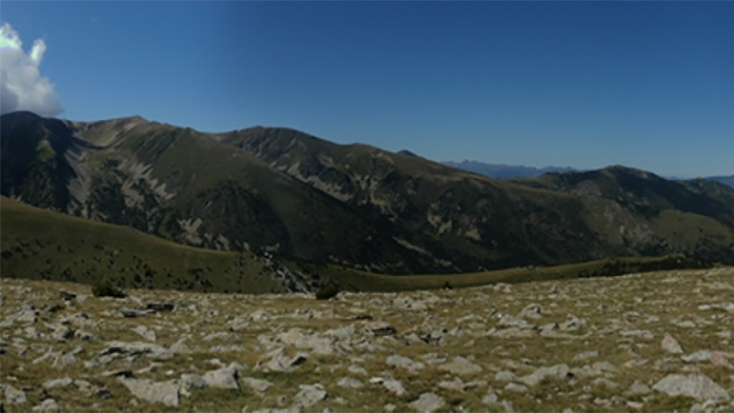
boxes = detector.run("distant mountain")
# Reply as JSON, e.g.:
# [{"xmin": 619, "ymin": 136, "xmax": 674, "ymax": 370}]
[
  {"xmin": 444, "ymin": 160, "xmax": 576, "ymax": 179},
  {"xmin": 707, "ymin": 175, "xmax": 734, "ymax": 189},
  {"xmin": 2, "ymin": 111, "xmax": 734, "ymax": 282}
]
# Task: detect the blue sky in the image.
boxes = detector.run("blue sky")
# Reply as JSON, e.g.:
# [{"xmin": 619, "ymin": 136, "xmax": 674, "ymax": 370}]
[{"xmin": 2, "ymin": 1, "xmax": 732, "ymax": 178}]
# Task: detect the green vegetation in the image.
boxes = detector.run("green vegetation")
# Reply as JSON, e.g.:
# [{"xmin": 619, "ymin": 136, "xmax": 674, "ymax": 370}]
[
  {"xmin": 91, "ymin": 280, "xmax": 126, "ymax": 298},
  {"xmin": 0, "ymin": 196, "xmax": 285, "ymax": 294},
  {"xmin": 315, "ymin": 283, "xmax": 341, "ymax": 300}
]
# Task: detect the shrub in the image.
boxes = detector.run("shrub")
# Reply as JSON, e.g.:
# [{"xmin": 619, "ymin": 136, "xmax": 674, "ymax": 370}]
[
  {"xmin": 92, "ymin": 281, "xmax": 126, "ymax": 298},
  {"xmin": 315, "ymin": 283, "xmax": 340, "ymax": 300}
]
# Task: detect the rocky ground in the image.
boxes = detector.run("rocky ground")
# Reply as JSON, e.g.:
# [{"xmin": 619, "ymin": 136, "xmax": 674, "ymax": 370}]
[{"xmin": 1, "ymin": 267, "xmax": 733, "ymax": 413}]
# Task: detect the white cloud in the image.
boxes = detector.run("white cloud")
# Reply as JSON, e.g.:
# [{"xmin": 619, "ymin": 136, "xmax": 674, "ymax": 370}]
[{"xmin": 0, "ymin": 23, "xmax": 62, "ymax": 116}]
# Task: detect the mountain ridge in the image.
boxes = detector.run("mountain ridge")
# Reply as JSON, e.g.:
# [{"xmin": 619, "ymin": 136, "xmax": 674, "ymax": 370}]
[{"xmin": 2, "ymin": 111, "xmax": 733, "ymax": 278}]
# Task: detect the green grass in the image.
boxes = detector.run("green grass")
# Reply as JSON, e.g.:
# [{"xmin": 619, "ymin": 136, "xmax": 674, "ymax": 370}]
[
  {"xmin": 318, "ymin": 256, "xmax": 713, "ymax": 292},
  {"xmin": 1, "ymin": 196, "xmax": 284, "ymax": 294}
]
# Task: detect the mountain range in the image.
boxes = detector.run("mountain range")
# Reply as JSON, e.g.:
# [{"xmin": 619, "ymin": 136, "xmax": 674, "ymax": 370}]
[
  {"xmin": 2, "ymin": 111, "xmax": 733, "ymax": 284},
  {"xmin": 443, "ymin": 159, "xmax": 734, "ymax": 188},
  {"xmin": 443, "ymin": 160, "xmax": 577, "ymax": 179}
]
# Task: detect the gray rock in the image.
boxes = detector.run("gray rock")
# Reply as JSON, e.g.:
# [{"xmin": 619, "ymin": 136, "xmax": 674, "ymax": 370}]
[
  {"xmin": 210, "ymin": 345, "xmax": 246, "ymax": 353},
  {"xmin": 170, "ymin": 339, "xmax": 191, "ymax": 354},
  {"xmin": 32, "ymin": 399, "xmax": 59, "ymax": 412},
  {"xmin": 51, "ymin": 352, "xmax": 77, "ymax": 369},
  {"xmin": 119, "ymin": 377, "xmax": 180, "ymax": 407},
  {"xmin": 180, "ymin": 374, "xmax": 207, "ymax": 396},
  {"xmin": 258, "ymin": 348, "xmax": 308, "ymax": 372},
  {"xmin": 203, "ymin": 366, "xmax": 240, "ymax": 390},
  {"xmin": 133, "ymin": 326, "xmax": 157, "ymax": 342},
  {"xmin": 495, "ymin": 370, "xmax": 517, "ymax": 382},
  {"xmin": 369, "ymin": 377, "xmax": 406, "ymax": 396},
  {"xmin": 386, "ymin": 355, "xmax": 425, "ymax": 372},
  {"xmin": 409, "ymin": 392, "xmax": 445, "ymax": 412},
  {"xmin": 242, "ymin": 377, "xmax": 273, "ymax": 394},
  {"xmin": 43, "ymin": 377, "xmax": 73, "ymax": 389},
  {"xmin": 653, "ymin": 374, "xmax": 730, "ymax": 402},
  {"xmin": 293, "ymin": 384, "xmax": 327, "ymax": 408},
  {"xmin": 482, "ymin": 392, "xmax": 499, "ymax": 405},
  {"xmin": 364, "ymin": 321, "xmax": 397, "ymax": 336},
  {"xmin": 519, "ymin": 304, "xmax": 543, "ymax": 319},
  {"xmin": 521, "ymin": 364, "xmax": 571, "ymax": 387},
  {"xmin": 119, "ymin": 309, "xmax": 147, "ymax": 318},
  {"xmin": 439, "ymin": 356, "xmax": 482, "ymax": 376},
  {"xmin": 4, "ymin": 385, "xmax": 26, "ymax": 404},
  {"xmin": 348, "ymin": 364, "xmax": 367, "ymax": 375},
  {"xmin": 625, "ymin": 380, "xmax": 651, "ymax": 396},
  {"xmin": 662, "ymin": 334, "xmax": 684, "ymax": 354},
  {"xmin": 504, "ymin": 382, "xmax": 528, "ymax": 393},
  {"xmin": 573, "ymin": 350, "xmax": 600, "ymax": 361},
  {"xmin": 337, "ymin": 377, "xmax": 363, "ymax": 388}
]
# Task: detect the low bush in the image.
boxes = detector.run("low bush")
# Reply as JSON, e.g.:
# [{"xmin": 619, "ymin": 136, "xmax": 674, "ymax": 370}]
[
  {"xmin": 315, "ymin": 283, "xmax": 340, "ymax": 300},
  {"xmin": 92, "ymin": 281, "xmax": 126, "ymax": 298}
]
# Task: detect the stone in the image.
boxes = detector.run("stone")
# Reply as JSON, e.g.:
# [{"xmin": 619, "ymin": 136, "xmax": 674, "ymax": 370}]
[
  {"xmin": 652, "ymin": 373, "xmax": 730, "ymax": 402},
  {"xmin": 573, "ymin": 350, "xmax": 600, "ymax": 361},
  {"xmin": 519, "ymin": 304, "xmax": 543, "ymax": 319},
  {"xmin": 504, "ymin": 382, "xmax": 528, "ymax": 393},
  {"xmin": 180, "ymin": 374, "xmax": 207, "ymax": 395},
  {"xmin": 409, "ymin": 392, "xmax": 445, "ymax": 412},
  {"xmin": 370, "ymin": 377, "xmax": 406, "ymax": 396},
  {"xmin": 4, "ymin": 385, "xmax": 26, "ymax": 404},
  {"xmin": 258, "ymin": 348, "xmax": 308, "ymax": 372},
  {"xmin": 482, "ymin": 393, "xmax": 499, "ymax": 405},
  {"xmin": 495, "ymin": 370, "xmax": 517, "ymax": 382},
  {"xmin": 439, "ymin": 356, "xmax": 482, "ymax": 376},
  {"xmin": 242, "ymin": 377, "xmax": 273, "ymax": 394},
  {"xmin": 386, "ymin": 355, "xmax": 425, "ymax": 372},
  {"xmin": 625, "ymin": 380, "xmax": 651, "ymax": 396},
  {"xmin": 43, "ymin": 377, "xmax": 73, "ymax": 389},
  {"xmin": 662, "ymin": 334, "xmax": 684, "ymax": 354},
  {"xmin": 364, "ymin": 321, "xmax": 396, "ymax": 336},
  {"xmin": 348, "ymin": 364, "xmax": 367, "ymax": 375},
  {"xmin": 32, "ymin": 399, "xmax": 60, "ymax": 412},
  {"xmin": 293, "ymin": 384, "xmax": 327, "ymax": 408},
  {"xmin": 119, "ymin": 378, "xmax": 180, "ymax": 407},
  {"xmin": 337, "ymin": 377, "xmax": 363, "ymax": 388},
  {"xmin": 520, "ymin": 364, "xmax": 571, "ymax": 387},
  {"xmin": 203, "ymin": 366, "xmax": 240, "ymax": 390},
  {"xmin": 133, "ymin": 326, "xmax": 157, "ymax": 342}
]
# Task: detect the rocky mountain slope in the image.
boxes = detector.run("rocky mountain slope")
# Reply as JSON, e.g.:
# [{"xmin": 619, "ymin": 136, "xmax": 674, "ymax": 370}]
[
  {"xmin": 1, "ymin": 267, "xmax": 733, "ymax": 412},
  {"xmin": 2, "ymin": 111, "xmax": 734, "ymax": 276}
]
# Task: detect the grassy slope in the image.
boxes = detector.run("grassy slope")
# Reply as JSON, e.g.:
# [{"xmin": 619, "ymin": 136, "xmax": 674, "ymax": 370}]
[{"xmin": 0, "ymin": 196, "xmax": 284, "ymax": 294}]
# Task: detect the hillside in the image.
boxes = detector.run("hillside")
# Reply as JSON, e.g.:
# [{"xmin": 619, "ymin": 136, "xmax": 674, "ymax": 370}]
[
  {"xmin": 1, "ymin": 267, "xmax": 733, "ymax": 412},
  {"xmin": 2, "ymin": 111, "xmax": 734, "ymax": 276},
  {"xmin": 0, "ymin": 196, "xmax": 305, "ymax": 294}
]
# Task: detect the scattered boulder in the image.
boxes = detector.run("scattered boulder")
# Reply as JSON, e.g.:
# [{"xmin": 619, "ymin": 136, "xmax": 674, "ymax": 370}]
[
  {"xmin": 242, "ymin": 377, "xmax": 274, "ymax": 394},
  {"xmin": 203, "ymin": 365, "xmax": 240, "ymax": 390},
  {"xmin": 521, "ymin": 364, "xmax": 571, "ymax": 387},
  {"xmin": 438, "ymin": 356, "xmax": 482, "ymax": 376},
  {"xmin": 409, "ymin": 392, "xmax": 445, "ymax": 412},
  {"xmin": 32, "ymin": 399, "xmax": 60, "ymax": 412},
  {"xmin": 119, "ymin": 378, "xmax": 180, "ymax": 407},
  {"xmin": 652, "ymin": 373, "xmax": 730, "ymax": 402},
  {"xmin": 292, "ymin": 384, "xmax": 327, "ymax": 408},
  {"xmin": 661, "ymin": 334, "xmax": 684, "ymax": 354}
]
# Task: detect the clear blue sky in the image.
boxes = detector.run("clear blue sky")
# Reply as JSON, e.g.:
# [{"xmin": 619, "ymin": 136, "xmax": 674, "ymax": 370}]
[{"xmin": 2, "ymin": 1, "xmax": 732, "ymax": 178}]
